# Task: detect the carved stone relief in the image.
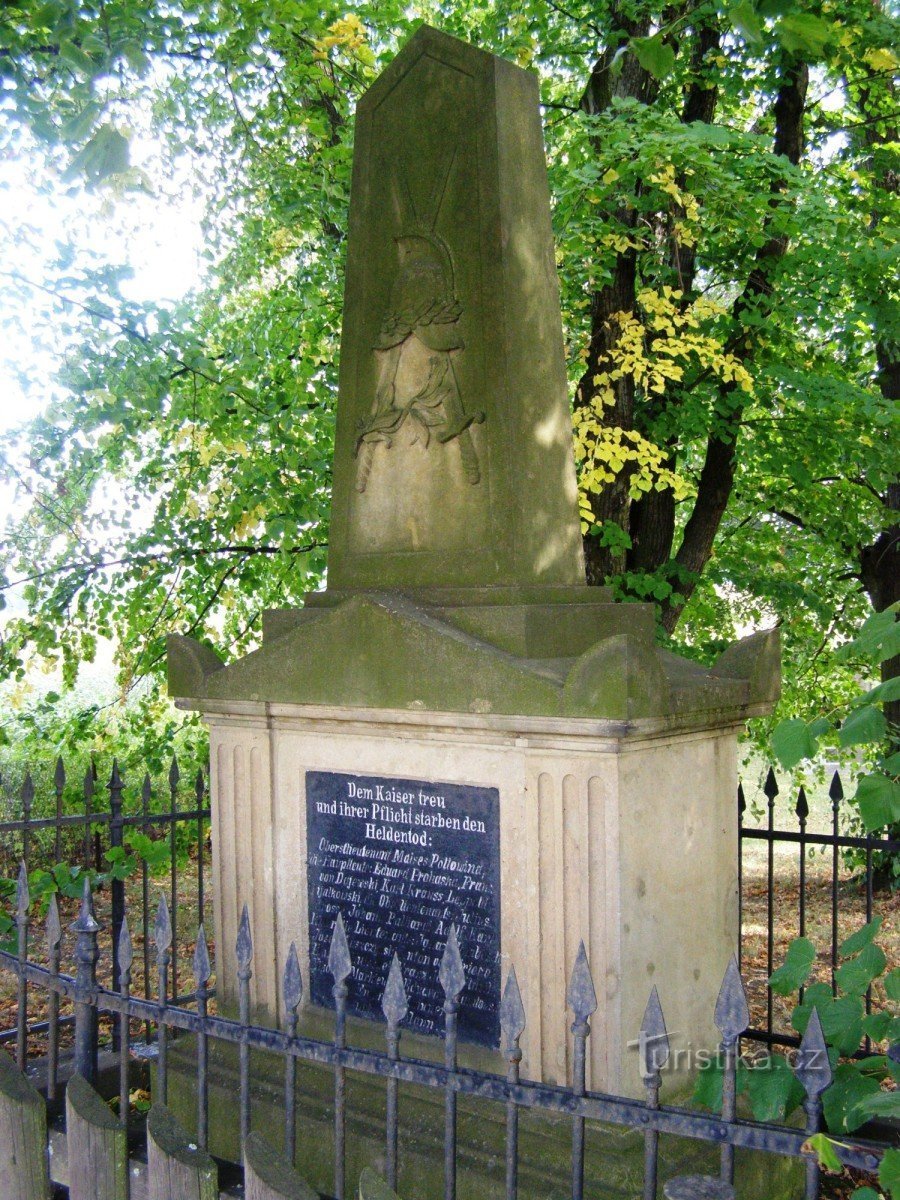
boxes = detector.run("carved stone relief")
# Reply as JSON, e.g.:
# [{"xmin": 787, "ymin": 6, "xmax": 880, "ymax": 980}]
[{"xmin": 354, "ymin": 149, "xmax": 484, "ymax": 492}]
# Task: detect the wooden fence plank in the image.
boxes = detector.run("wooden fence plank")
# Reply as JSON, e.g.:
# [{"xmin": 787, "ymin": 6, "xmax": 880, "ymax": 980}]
[
  {"xmin": 243, "ymin": 1131, "xmax": 318, "ymax": 1200},
  {"xmin": 147, "ymin": 1104, "xmax": 218, "ymax": 1200},
  {"xmin": 358, "ymin": 1166, "xmax": 404, "ymax": 1200},
  {"xmin": 0, "ymin": 1050, "xmax": 49, "ymax": 1200},
  {"xmin": 65, "ymin": 1073, "xmax": 128, "ymax": 1200}
]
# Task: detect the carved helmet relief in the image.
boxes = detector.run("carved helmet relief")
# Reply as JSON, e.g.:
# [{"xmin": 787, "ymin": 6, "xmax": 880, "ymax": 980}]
[{"xmin": 354, "ymin": 147, "xmax": 485, "ymax": 493}]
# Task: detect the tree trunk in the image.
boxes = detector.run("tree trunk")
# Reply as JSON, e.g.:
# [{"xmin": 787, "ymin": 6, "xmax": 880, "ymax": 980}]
[
  {"xmin": 855, "ymin": 80, "xmax": 899, "ymax": 742},
  {"xmin": 661, "ymin": 59, "xmax": 809, "ymax": 633}
]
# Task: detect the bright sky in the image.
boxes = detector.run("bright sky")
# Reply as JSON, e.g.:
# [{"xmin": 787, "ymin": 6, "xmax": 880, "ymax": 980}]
[{"xmin": 0, "ymin": 131, "xmax": 205, "ymax": 437}]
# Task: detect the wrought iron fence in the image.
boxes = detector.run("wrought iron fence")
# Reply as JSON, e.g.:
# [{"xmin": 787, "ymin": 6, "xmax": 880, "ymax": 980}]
[
  {"xmin": 738, "ymin": 766, "xmax": 899, "ymax": 1054},
  {"xmin": 0, "ymin": 756, "xmax": 210, "ymax": 1044},
  {"xmin": 0, "ymin": 875, "xmax": 887, "ymax": 1200}
]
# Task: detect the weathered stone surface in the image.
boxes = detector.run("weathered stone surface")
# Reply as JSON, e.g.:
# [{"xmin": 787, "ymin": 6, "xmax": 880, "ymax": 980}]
[
  {"xmin": 168, "ymin": 612, "xmax": 776, "ymax": 726},
  {"xmin": 164, "ymin": 1036, "xmax": 801, "ymax": 1199},
  {"xmin": 328, "ymin": 25, "xmax": 584, "ymax": 591}
]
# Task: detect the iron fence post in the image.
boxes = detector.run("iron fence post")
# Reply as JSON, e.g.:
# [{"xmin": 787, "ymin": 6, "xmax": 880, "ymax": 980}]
[
  {"xmin": 329, "ymin": 912, "xmax": 352, "ymax": 1200},
  {"xmin": 440, "ymin": 926, "xmax": 465, "ymax": 1200},
  {"xmin": 108, "ymin": 760, "xmax": 125, "ymax": 997},
  {"xmin": 500, "ymin": 966, "xmax": 526, "ymax": 1200},
  {"xmin": 194, "ymin": 924, "xmax": 212, "ymax": 1150},
  {"xmin": 118, "ymin": 919, "xmax": 133, "ymax": 1139},
  {"xmin": 46, "ymin": 895, "xmax": 61, "ymax": 1102},
  {"xmin": 283, "ymin": 941, "xmax": 303, "ymax": 1165},
  {"xmin": 640, "ymin": 987, "xmax": 669, "ymax": 1200},
  {"xmin": 237, "ymin": 905, "xmax": 254, "ymax": 1149},
  {"xmin": 15, "ymin": 862, "xmax": 29, "ymax": 1071},
  {"xmin": 566, "ymin": 942, "xmax": 597, "ymax": 1200},
  {"xmin": 382, "ymin": 952, "xmax": 408, "ymax": 1193},
  {"xmin": 72, "ymin": 876, "xmax": 101, "ymax": 1084},
  {"xmin": 714, "ymin": 958, "xmax": 750, "ymax": 1186},
  {"xmin": 794, "ymin": 1008, "xmax": 832, "ymax": 1200},
  {"xmin": 155, "ymin": 894, "xmax": 172, "ymax": 1105}
]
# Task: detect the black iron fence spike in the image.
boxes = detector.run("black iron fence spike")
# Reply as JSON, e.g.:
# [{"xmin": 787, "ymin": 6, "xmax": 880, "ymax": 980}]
[
  {"xmin": 714, "ymin": 956, "xmax": 750, "ymax": 1041},
  {"xmin": 46, "ymin": 893, "xmax": 61, "ymax": 951},
  {"xmin": 829, "ymin": 770, "xmax": 843, "ymax": 803},
  {"xmin": 236, "ymin": 904, "xmax": 253, "ymax": 970},
  {"xmin": 109, "ymin": 758, "xmax": 122, "ymax": 790},
  {"xmin": 382, "ymin": 952, "xmax": 408, "ymax": 1026},
  {"xmin": 328, "ymin": 911, "xmax": 352, "ymax": 984},
  {"xmin": 794, "ymin": 1008, "xmax": 833, "ymax": 1099},
  {"xmin": 796, "ymin": 786, "xmax": 809, "ymax": 821},
  {"xmin": 763, "ymin": 766, "xmax": 779, "ymax": 800},
  {"xmin": 16, "ymin": 861, "xmax": 29, "ymax": 917},
  {"xmin": 154, "ymin": 892, "xmax": 172, "ymax": 953},
  {"xmin": 119, "ymin": 917, "xmax": 134, "ymax": 977},
  {"xmin": 283, "ymin": 941, "xmax": 303, "ymax": 1013},
  {"xmin": 193, "ymin": 923, "xmax": 211, "ymax": 985},
  {"xmin": 439, "ymin": 923, "xmax": 465, "ymax": 1000},
  {"xmin": 21, "ymin": 772, "xmax": 34, "ymax": 804},
  {"xmin": 54, "ymin": 756, "xmax": 66, "ymax": 790},
  {"xmin": 142, "ymin": 772, "xmax": 152, "ymax": 804},
  {"xmin": 499, "ymin": 964, "xmax": 526, "ymax": 1044},
  {"xmin": 567, "ymin": 941, "xmax": 598, "ymax": 1021},
  {"xmin": 72, "ymin": 875, "xmax": 100, "ymax": 933},
  {"xmin": 83, "ymin": 765, "xmax": 94, "ymax": 800},
  {"xmin": 737, "ymin": 781, "xmax": 746, "ymax": 815},
  {"xmin": 639, "ymin": 985, "xmax": 670, "ymax": 1078},
  {"xmin": 195, "ymin": 767, "xmax": 205, "ymax": 801},
  {"xmin": 169, "ymin": 755, "xmax": 180, "ymax": 790}
]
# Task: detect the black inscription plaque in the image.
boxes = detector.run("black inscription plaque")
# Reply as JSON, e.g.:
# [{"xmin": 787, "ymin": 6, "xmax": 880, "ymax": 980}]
[{"xmin": 306, "ymin": 770, "xmax": 501, "ymax": 1046}]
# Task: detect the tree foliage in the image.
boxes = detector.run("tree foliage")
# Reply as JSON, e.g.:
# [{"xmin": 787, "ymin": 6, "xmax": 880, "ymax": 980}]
[{"xmin": 0, "ymin": 1, "xmax": 897, "ymax": 774}]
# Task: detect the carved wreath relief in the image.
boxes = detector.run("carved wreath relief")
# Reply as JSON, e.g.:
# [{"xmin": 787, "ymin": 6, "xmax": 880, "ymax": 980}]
[{"xmin": 355, "ymin": 150, "xmax": 484, "ymax": 492}]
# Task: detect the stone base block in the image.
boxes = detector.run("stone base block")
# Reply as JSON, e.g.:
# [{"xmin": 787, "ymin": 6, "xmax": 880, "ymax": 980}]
[{"xmin": 165, "ymin": 1039, "xmax": 802, "ymax": 1200}]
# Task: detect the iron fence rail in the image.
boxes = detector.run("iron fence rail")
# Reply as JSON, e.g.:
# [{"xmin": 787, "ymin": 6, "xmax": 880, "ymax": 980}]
[{"xmin": 0, "ymin": 878, "xmax": 887, "ymax": 1200}]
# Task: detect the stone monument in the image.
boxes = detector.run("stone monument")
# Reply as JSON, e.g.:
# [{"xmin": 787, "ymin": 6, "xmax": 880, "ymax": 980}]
[{"xmin": 168, "ymin": 21, "xmax": 778, "ymax": 1117}]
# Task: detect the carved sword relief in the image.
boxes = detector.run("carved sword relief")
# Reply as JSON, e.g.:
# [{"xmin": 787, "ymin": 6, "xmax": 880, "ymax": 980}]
[{"xmin": 355, "ymin": 147, "xmax": 484, "ymax": 492}]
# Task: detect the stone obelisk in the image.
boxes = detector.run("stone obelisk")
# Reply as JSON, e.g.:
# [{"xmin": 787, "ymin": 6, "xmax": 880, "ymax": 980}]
[{"xmin": 167, "ymin": 26, "xmax": 780, "ymax": 1154}]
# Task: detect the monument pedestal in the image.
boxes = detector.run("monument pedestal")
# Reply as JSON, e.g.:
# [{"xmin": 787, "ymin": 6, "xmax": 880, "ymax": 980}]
[{"xmin": 183, "ymin": 693, "xmax": 763, "ymax": 1092}]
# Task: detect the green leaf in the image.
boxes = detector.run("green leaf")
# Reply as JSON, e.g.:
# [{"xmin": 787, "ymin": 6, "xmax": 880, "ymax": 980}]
[
  {"xmin": 855, "ymin": 774, "xmax": 900, "ymax": 832},
  {"xmin": 823, "ymin": 1063, "xmax": 881, "ymax": 1134},
  {"xmin": 886, "ymin": 970, "xmax": 900, "ymax": 1003},
  {"xmin": 852, "ymin": 1091, "xmax": 900, "ymax": 1123},
  {"xmin": 729, "ymin": 0, "xmax": 765, "ymax": 47},
  {"xmin": 861, "ymin": 677, "xmax": 900, "ymax": 706},
  {"xmin": 745, "ymin": 1053, "xmax": 804, "ymax": 1121},
  {"xmin": 839, "ymin": 704, "xmax": 887, "ymax": 748},
  {"xmin": 631, "ymin": 34, "xmax": 676, "ymax": 80},
  {"xmin": 861, "ymin": 1012, "xmax": 898, "ymax": 1042},
  {"xmin": 769, "ymin": 936, "xmax": 816, "ymax": 995},
  {"xmin": 776, "ymin": 13, "xmax": 835, "ymax": 58},
  {"xmin": 772, "ymin": 718, "xmax": 819, "ymax": 768},
  {"xmin": 805, "ymin": 1133, "xmax": 843, "ymax": 1173},
  {"xmin": 837, "ymin": 607, "xmax": 900, "ymax": 666},
  {"xmin": 793, "ymin": 988, "xmax": 865, "ymax": 1055},
  {"xmin": 840, "ymin": 918, "xmax": 883, "ymax": 958},
  {"xmin": 851, "ymin": 1188, "xmax": 881, "ymax": 1200},
  {"xmin": 879, "ymin": 1148, "xmax": 900, "ymax": 1197},
  {"xmin": 64, "ymin": 124, "xmax": 130, "ymax": 186}
]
